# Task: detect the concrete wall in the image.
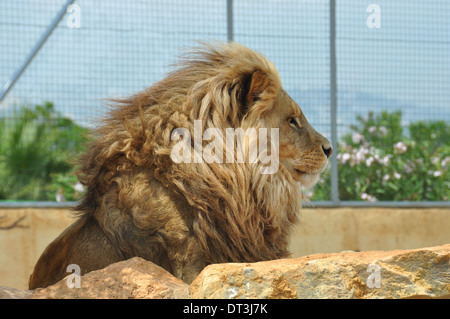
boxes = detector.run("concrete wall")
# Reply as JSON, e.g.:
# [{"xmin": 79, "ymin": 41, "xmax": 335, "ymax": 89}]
[
  {"xmin": 288, "ymin": 207, "xmax": 450, "ymax": 257},
  {"xmin": 1, "ymin": 207, "xmax": 449, "ymax": 289},
  {"xmin": 0, "ymin": 208, "xmax": 75, "ymax": 290}
]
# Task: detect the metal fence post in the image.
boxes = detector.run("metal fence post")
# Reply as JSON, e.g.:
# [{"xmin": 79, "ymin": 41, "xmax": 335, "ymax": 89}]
[
  {"xmin": 227, "ymin": 0, "xmax": 233, "ymax": 42},
  {"xmin": 329, "ymin": 0, "xmax": 339, "ymax": 205}
]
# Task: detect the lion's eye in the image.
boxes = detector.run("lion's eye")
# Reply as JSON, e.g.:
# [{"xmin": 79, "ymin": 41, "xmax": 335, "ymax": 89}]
[{"xmin": 289, "ymin": 117, "xmax": 301, "ymax": 129}]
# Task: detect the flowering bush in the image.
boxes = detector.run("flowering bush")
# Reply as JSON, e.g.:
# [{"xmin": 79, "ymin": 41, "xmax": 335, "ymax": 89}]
[{"xmin": 311, "ymin": 111, "xmax": 449, "ymax": 202}]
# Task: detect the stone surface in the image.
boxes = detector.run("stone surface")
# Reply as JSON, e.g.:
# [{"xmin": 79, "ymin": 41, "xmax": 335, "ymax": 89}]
[
  {"xmin": 31, "ymin": 257, "xmax": 189, "ymax": 299},
  {"xmin": 0, "ymin": 286, "xmax": 32, "ymax": 299},
  {"xmin": 190, "ymin": 244, "xmax": 450, "ymax": 299},
  {"xmin": 2, "ymin": 244, "xmax": 449, "ymax": 299}
]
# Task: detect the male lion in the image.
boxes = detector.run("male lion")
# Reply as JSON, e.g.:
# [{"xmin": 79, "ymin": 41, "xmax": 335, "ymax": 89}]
[{"xmin": 29, "ymin": 42, "xmax": 331, "ymax": 289}]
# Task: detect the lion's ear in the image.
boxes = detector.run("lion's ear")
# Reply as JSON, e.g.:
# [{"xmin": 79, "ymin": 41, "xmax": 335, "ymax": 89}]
[
  {"xmin": 232, "ymin": 70, "xmax": 275, "ymax": 121},
  {"xmin": 245, "ymin": 70, "xmax": 271, "ymax": 107}
]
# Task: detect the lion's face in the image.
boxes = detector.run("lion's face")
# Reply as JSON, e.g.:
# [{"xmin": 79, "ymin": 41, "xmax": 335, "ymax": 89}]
[{"xmin": 264, "ymin": 90, "xmax": 332, "ymax": 187}]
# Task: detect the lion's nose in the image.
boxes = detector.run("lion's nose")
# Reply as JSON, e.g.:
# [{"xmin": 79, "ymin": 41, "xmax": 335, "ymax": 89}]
[{"xmin": 322, "ymin": 145, "xmax": 332, "ymax": 158}]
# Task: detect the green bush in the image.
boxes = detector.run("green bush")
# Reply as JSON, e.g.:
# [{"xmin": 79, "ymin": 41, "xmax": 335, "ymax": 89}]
[
  {"xmin": 311, "ymin": 111, "xmax": 450, "ymax": 202},
  {"xmin": 0, "ymin": 102, "xmax": 90, "ymax": 201}
]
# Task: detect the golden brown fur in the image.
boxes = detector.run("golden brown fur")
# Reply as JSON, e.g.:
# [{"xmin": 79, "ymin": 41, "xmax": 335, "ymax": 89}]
[{"xmin": 29, "ymin": 42, "xmax": 331, "ymax": 289}]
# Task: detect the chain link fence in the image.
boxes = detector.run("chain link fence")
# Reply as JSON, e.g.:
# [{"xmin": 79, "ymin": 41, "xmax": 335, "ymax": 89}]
[{"xmin": 0, "ymin": 0, "xmax": 448, "ymax": 206}]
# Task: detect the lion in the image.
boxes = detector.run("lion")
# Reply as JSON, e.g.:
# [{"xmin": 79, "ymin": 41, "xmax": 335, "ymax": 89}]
[{"xmin": 29, "ymin": 42, "xmax": 332, "ymax": 289}]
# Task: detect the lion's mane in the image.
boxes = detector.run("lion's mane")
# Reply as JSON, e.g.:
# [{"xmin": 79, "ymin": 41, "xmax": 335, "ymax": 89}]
[{"xmin": 76, "ymin": 42, "xmax": 302, "ymax": 268}]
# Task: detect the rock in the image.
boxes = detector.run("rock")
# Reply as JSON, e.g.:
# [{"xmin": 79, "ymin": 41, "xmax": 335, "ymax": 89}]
[
  {"xmin": 190, "ymin": 244, "xmax": 450, "ymax": 299},
  {"xmin": 2, "ymin": 244, "xmax": 449, "ymax": 299},
  {"xmin": 0, "ymin": 286, "xmax": 32, "ymax": 299},
  {"xmin": 31, "ymin": 257, "xmax": 189, "ymax": 299}
]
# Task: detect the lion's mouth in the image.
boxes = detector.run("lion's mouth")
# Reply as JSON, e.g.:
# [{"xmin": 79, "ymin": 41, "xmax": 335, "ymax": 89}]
[
  {"xmin": 293, "ymin": 169, "xmax": 320, "ymax": 187},
  {"xmin": 294, "ymin": 168, "xmax": 323, "ymax": 175},
  {"xmin": 292, "ymin": 165, "xmax": 327, "ymax": 187}
]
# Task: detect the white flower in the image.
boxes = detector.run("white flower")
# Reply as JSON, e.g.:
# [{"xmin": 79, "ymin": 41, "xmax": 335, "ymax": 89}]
[
  {"xmin": 341, "ymin": 153, "xmax": 351, "ymax": 164},
  {"xmin": 383, "ymin": 174, "xmax": 390, "ymax": 181},
  {"xmin": 380, "ymin": 155, "xmax": 391, "ymax": 166},
  {"xmin": 393, "ymin": 142, "xmax": 407, "ymax": 154},
  {"xmin": 74, "ymin": 182, "xmax": 85, "ymax": 193},
  {"xmin": 431, "ymin": 156, "xmax": 440, "ymax": 165},
  {"xmin": 393, "ymin": 172, "xmax": 401, "ymax": 179},
  {"xmin": 403, "ymin": 163, "xmax": 413, "ymax": 174},
  {"xmin": 352, "ymin": 132, "xmax": 364, "ymax": 144},
  {"xmin": 379, "ymin": 126, "xmax": 388, "ymax": 136},
  {"xmin": 365, "ymin": 157, "xmax": 375, "ymax": 167},
  {"xmin": 55, "ymin": 188, "xmax": 66, "ymax": 203},
  {"xmin": 355, "ymin": 151, "xmax": 365, "ymax": 163},
  {"xmin": 368, "ymin": 126, "xmax": 387, "ymax": 136},
  {"xmin": 433, "ymin": 171, "xmax": 442, "ymax": 177},
  {"xmin": 441, "ymin": 156, "xmax": 450, "ymax": 167},
  {"xmin": 361, "ymin": 193, "xmax": 377, "ymax": 202},
  {"xmin": 354, "ymin": 147, "xmax": 369, "ymax": 164}
]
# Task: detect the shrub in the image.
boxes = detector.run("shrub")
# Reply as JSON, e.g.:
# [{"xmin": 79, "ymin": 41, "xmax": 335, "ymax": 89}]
[
  {"xmin": 310, "ymin": 111, "xmax": 449, "ymax": 202},
  {"xmin": 0, "ymin": 102, "xmax": 90, "ymax": 201}
]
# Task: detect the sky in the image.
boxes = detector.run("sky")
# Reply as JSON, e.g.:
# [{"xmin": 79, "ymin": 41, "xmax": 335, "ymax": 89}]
[{"xmin": 0, "ymin": 0, "xmax": 449, "ymax": 138}]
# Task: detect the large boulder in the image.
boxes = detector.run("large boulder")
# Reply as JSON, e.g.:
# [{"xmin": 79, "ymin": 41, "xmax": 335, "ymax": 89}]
[
  {"xmin": 190, "ymin": 244, "xmax": 450, "ymax": 299},
  {"xmin": 31, "ymin": 257, "xmax": 189, "ymax": 299}
]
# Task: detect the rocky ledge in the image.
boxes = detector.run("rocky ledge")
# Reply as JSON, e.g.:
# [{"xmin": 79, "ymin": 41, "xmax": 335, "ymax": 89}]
[{"xmin": 1, "ymin": 244, "xmax": 449, "ymax": 299}]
